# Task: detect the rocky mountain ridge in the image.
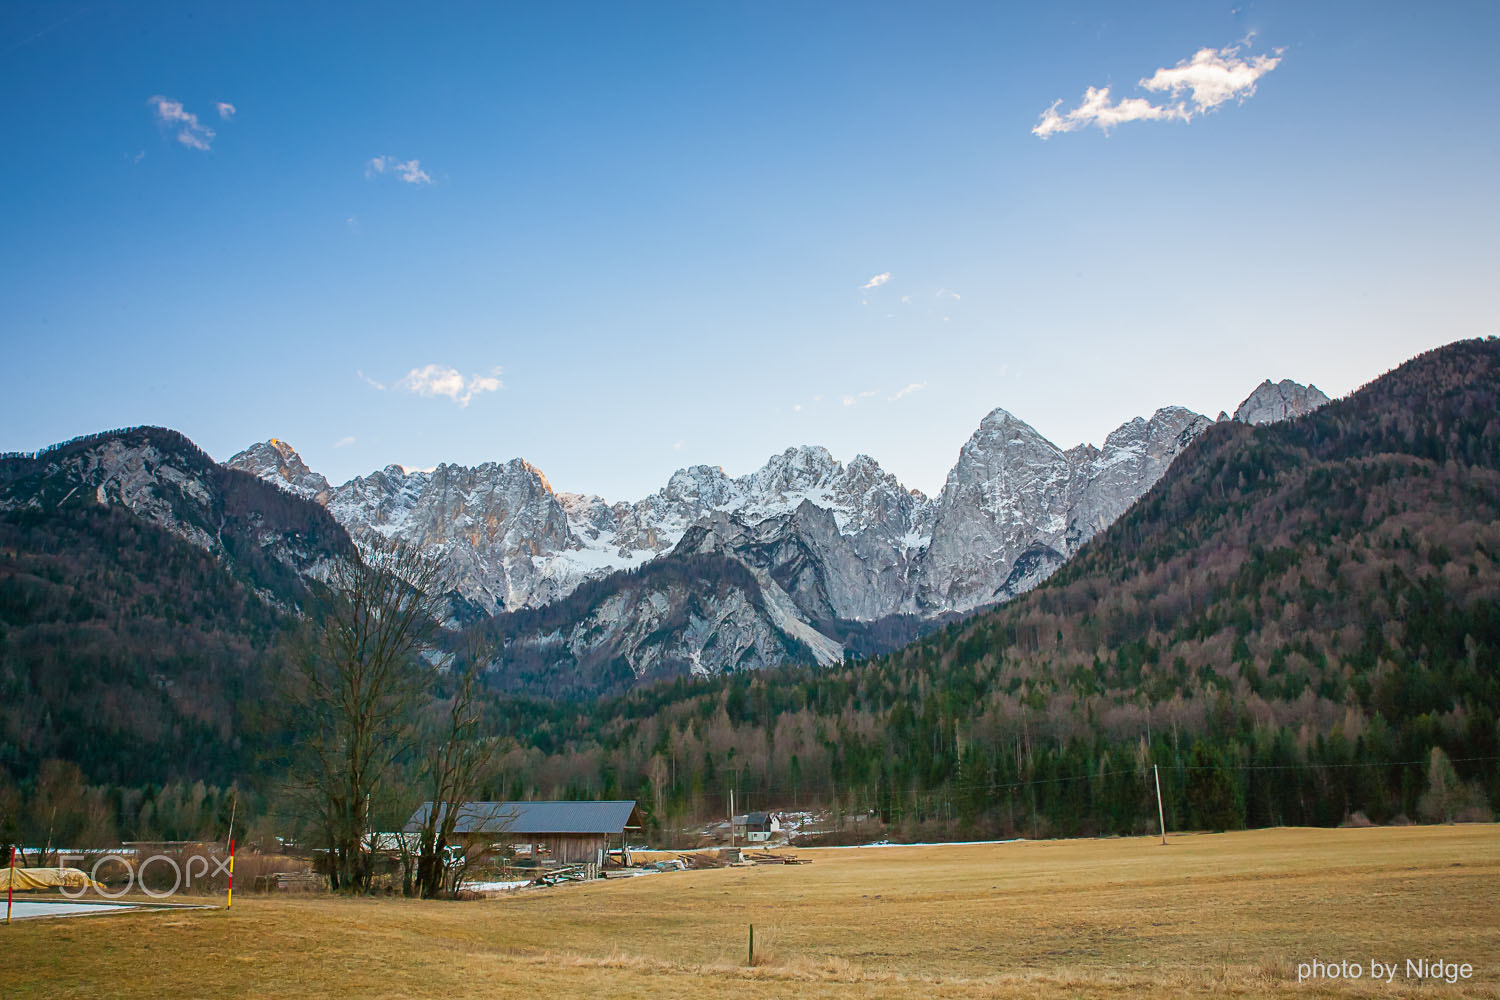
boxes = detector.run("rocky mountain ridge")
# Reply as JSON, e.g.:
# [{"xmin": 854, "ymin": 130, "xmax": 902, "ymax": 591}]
[
  {"xmin": 2, "ymin": 427, "xmax": 352, "ymax": 594},
  {"xmin": 224, "ymin": 379, "xmax": 1328, "ymax": 683}
]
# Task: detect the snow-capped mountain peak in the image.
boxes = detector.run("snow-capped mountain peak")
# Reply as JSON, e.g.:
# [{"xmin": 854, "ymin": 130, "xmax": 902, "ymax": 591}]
[{"xmin": 227, "ymin": 438, "xmax": 332, "ymax": 503}]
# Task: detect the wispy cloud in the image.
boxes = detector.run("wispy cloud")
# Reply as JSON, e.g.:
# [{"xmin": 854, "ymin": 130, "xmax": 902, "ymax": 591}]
[
  {"xmin": 861, "ymin": 271, "xmax": 891, "ymax": 291},
  {"xmin": 889, "ymin": 382, "xmax": 927, "ymax": 401},
  {"xmin": 216, "ymin": 101, "xmax": 237, "ymax": 120},
  {"xmin": 937, "ymin": 288, "xmax": 961, "ymax": 301},
  {"xmin": 357, "ymin": 369, "xmax": 385, "ymax": 390},
  {"xmin": 367, "ymin": 155, "xmax": 432, "ymax": 185},
  {"xmin": 841, "ymin": 390, "xmax": 878, "ymax": 407},
  {"xmin": 147, "ymin": 96, "xmax": 216, "ymax": 150},
  {"xmin": 333, "ymin": 435, "xmax": 356, "ymax": 448},
  {"xmin": 395, "ymin": 364, "xmax": 503, "ymax": 406},
  {"xmin": 1033, "ymin": 88, "xmax": 1185, "ymax": 138},
  {"xmin": 672, "ymin": 440, "xmax": 684, "ymax": 451},
  {"xmin": 1033, "ymin": 40, "xmax": 1281, "ymax": 138}
]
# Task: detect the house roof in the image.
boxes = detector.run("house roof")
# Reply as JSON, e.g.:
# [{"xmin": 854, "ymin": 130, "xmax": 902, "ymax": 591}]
[
  {"xmin": 733, "ymin": 811, "xmax": 772, "ymax": 826},
  {"xmin": 404, "ymin": 800, "xmax": 641, "ymax": 836}
]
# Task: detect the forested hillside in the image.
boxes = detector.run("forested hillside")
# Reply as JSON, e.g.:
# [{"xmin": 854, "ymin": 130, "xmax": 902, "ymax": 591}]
[
  {"xmin": 480, "ymin": 339, "xmax": 1500, "ymax": 838},
  {"xmin": 0, "ymin": 428, "xmax": 353, "ymax": 791}
]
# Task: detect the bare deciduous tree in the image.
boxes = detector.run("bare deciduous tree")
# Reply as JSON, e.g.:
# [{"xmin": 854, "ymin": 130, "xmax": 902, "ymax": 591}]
[
  {"xmin": 411, "ymin": 627, "xmax": 502, "ymax": 898},
  {"xmin": 281, "ymin": 539, "xmax": 446, "ymax": 892}
]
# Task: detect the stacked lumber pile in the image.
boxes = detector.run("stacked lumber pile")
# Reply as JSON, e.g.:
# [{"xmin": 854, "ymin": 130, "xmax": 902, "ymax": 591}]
[
  {"xmin": 682, "ymin": 852, "xmax": 727, "ymax": 870},
  {"xmin": 746, "ymin": 851, "xmax": 810, "ymax": 865}
]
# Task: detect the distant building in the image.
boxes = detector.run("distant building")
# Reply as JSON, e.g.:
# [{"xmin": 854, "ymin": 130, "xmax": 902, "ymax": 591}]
[
  {"xmin": 404, "ymin": 800, "xmax": 643, "ymax": 867},
  {"xmin": 732, "ymin": 811, "xmax": 781, "ymax": 843}
]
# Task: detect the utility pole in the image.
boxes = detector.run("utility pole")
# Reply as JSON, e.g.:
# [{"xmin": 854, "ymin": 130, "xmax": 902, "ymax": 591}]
[
  {"xmin": 1153, "ymin": 764, "xmax": 1167, "ymax": 846},
  {"xmin": 729, "ymin": 788, "xmax": 736, "ymax": 847}
]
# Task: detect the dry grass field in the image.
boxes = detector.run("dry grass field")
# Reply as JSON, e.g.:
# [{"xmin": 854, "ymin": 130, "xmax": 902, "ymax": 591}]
[{"xmin": 3, "ymin": 825, "xmax": 1497, "ymax": 998}]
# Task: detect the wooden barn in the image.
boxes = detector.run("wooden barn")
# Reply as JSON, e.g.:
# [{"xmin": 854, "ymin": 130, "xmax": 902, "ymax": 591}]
[{"xmin": 404, "ymin": 800, "xmax": 643, "ymax": 867}]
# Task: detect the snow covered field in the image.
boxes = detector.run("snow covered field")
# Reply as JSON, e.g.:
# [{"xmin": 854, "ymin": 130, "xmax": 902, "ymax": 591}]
[{"xmin": 6, "ymin": 900, "xmax": 139, "ymax": 920}]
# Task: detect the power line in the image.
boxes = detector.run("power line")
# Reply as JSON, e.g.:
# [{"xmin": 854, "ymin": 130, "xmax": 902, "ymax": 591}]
[{"xmin": 656, "ymin": 754, "xmax": 1500, "ymax": 802}]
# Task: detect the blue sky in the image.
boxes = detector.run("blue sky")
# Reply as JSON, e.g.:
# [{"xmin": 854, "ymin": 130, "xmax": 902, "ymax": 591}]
[{"xmin": 3, "ymin": 1, "xmax": 1497, "ymax": 499}]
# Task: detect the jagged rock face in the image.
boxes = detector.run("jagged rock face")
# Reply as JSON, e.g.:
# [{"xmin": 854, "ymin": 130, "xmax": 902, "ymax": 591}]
[
  {"xmin": 915, "ymin": 408, "xmax": 1074, "ymax": 612},
  {"xmin": 322, "ymin": 460, "xmax": 585, "ymax": 613},
  {"xmin": 672, "ymin": 501, "xmax": 918, "ymax": 624},
  {"xmin": 549, "ymin": 584, "xmax": 792, "ymax": 679},
  {"xmin": 916, "ymin": 405, "xmax": 1215, "ymax": 614},
  {"xmin": 225, "ymin": 377, "xmax": 1326, "ymax": 678},
  {"xmin": 482, "ymin": 555, "xmax": 845, "ymax": 693},
  {"xmin": 1067, "ymin": 406, "xmax": 1213, "ymax": 543},
  {"xmin": 226, "ymin": 438, "xmax": 332, "ymax": 504},
  {"xmin": 1233, "ymin": 379, "xmax": 1331, "ymax": 425}
]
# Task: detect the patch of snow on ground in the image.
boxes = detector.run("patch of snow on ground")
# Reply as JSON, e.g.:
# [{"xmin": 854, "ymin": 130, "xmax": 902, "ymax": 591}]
[
  {"xmin": 805, "ymin": 838, "xmax": 1023, "ymax": 850},
  {"xmin": 465, "ymin": 879, "xmax": 534, "ymax": 892}
]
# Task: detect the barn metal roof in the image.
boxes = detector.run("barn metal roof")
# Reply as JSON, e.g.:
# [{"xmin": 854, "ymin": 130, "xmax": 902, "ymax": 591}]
[{"xmin": 404, "ymin": 800, "xmax": 641, "ymax": 836}]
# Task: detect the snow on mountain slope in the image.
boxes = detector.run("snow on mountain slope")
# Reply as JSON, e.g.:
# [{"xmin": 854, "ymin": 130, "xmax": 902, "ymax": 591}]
[
  {"xmin": 229, "ymin": 441, "xmax": 928, "ymax": 615},
  {"xmin": 226, "ymin": 377, "xmax": 1329, "ymax": 678}
]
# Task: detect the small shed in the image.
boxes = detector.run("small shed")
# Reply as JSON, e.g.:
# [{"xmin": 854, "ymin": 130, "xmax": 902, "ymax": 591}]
[{"xmin": 405, "ymin": 800, "xmax": 643, "ymax": 867}]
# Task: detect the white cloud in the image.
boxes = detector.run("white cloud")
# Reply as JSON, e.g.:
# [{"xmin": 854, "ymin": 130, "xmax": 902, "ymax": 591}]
[
  {"xmin": 147, "ymin": 96, "xmax": 215, "ymax": 151},
  {"xmin": 672, "ymin": 440, "xmax": 684, "ymax": 451},
  {"xmin": 367, "ymin": 155, "xmax": 433, "ymax": 184},
  {"xmin": 1033, "ymin": 40, "xmax": 1281, "ymax": 138},
  {"xmin": 1033, "ymin": 87, "xmax": 1187, "ymax": 138},
  {"xmin": 841, "ymin": 395, "xmax": 856, "ymax": 407},
  {"xmin": 1140, "ymin": 43, "xmax": 1282, "ymax": 111},
  {"xmin": 861, "ymin": 272, "xmax": 891, "ymax": 291},
  {"xmin": 899, "ymin": 295, "xmax": 911, "ymax": 304},
  {"xmin": 357, "ymin": 369, "xmax": 386, "ymax": 390},
  {"xmin": 216, "ymin": 101, "xmax": 237, "ymax": 120},
  {"xmin": 793, "ymin": 403, "xmax": 803, "ymax": 412},
  {"xmin": 395, "ymin": 364, "xmax": 504, "ymax": 406},
  {"xmin": 889, "ymin": 382, "xmax": 927, "ymax": 401},
  {"xmin": 937, "ymin": 288, "xmax": 961, "ymax": 300},
  {"xmin": 333, "ymin": 435, "xmax": 355, "ymax": 448}
]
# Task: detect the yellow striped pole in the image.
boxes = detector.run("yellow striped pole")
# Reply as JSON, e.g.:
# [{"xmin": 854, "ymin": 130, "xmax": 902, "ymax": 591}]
[{"xmin": 225, "ymin": 792, "xmax": 237, "ymax": 909}]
